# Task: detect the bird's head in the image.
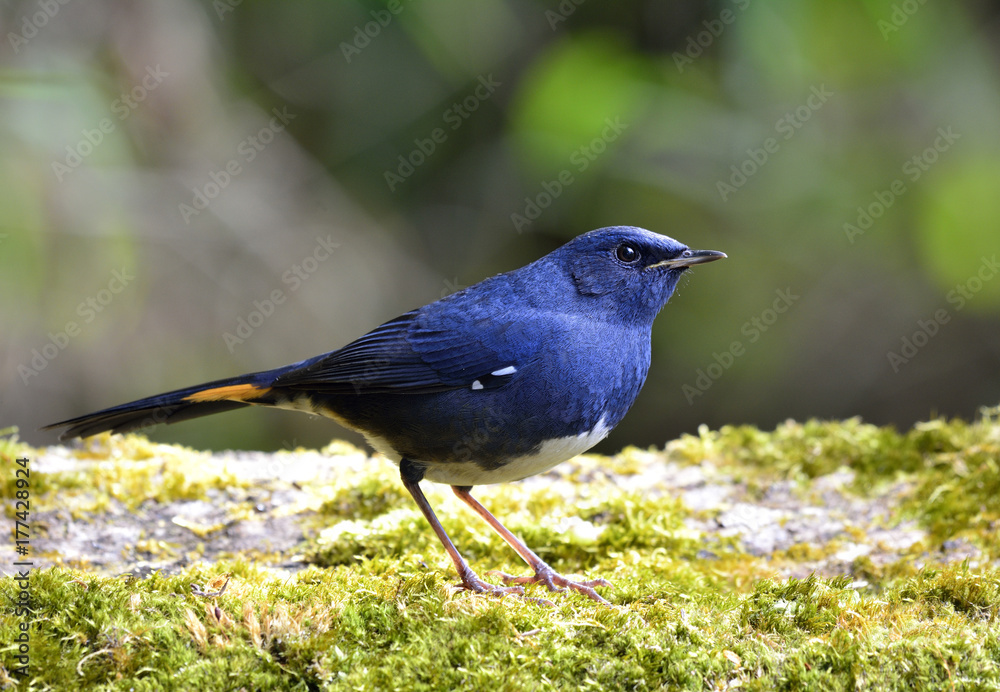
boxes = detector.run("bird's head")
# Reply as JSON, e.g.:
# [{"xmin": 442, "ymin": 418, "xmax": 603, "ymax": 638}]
[{"xmin": 550, "ymin": 226, "xmax": 725, "ymax": 325}]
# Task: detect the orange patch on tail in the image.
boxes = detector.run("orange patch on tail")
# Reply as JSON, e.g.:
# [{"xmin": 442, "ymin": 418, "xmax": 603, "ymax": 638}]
[{"xmin": 185, "ymin": 384, "xmax": 272, "ymax": 403}]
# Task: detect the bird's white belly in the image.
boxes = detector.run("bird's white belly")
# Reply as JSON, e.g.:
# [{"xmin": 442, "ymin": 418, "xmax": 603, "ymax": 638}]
[{"xmin": 363, "ymin": 415, "xmax": 611, "ymax": 486}]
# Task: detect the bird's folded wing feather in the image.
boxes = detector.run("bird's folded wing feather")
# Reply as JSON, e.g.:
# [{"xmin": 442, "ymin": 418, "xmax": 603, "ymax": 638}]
[{"xmin": 273, "ymin": 303, "xmax": 534, "ymax": 395}]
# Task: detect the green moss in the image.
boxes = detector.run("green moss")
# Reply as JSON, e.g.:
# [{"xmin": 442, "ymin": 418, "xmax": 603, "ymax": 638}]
[
  {"xmin": 317, "ymin": 475, "xmax": 412, "ymax": 520},
  {"xmin": 668, "ymin": 406, "xmax": 1000, "ymax": 559},
  {"xmin": 11, "ymin": 562, "xmax": 1000, "ymax": 690},
  {"xmin": 63, "ymin": 434, "xmax": 245, "ymax": 511},
  {"xmin": 6, "ymin": 410, "xmax": 1000, "ymax": 688}
]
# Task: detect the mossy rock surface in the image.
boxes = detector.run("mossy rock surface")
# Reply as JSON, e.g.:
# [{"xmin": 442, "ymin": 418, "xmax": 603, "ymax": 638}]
[{"xmin": 1, "ymin": 410, "xmax": 999, "ymax": 690}]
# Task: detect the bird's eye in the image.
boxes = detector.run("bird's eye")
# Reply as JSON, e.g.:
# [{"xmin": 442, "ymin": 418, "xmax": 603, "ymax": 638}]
[{"xmin": 615, "ymin": 243, "xmax": 641, "ymax": 264}]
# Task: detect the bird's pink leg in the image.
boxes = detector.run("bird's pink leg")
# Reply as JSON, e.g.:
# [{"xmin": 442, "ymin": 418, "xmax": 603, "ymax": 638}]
[{"xmin": 451, "ymin": 485, "xmax": 611, "ymax": 604}]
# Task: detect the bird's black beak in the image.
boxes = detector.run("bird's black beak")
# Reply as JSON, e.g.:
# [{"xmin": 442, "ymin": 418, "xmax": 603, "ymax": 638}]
[{"xmin": 648, "ymin": 249, "xmax": 727, "ymax": 269}]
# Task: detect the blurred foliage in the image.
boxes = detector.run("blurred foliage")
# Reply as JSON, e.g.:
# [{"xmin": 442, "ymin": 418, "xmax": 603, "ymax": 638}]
[{"xmin": 2, "ymin": 0, "xmax": 999, "ymax": 452}]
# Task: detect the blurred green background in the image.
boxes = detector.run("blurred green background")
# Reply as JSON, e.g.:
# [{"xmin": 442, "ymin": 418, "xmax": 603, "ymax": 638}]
[{"xmin": 3, "ymin": 0, "xmax": 999, "ymax": 454}]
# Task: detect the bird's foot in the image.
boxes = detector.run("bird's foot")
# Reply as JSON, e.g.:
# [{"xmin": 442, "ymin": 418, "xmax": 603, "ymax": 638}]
[
  {"xmin": 459, "ymin": 571, "xmax": 523, "ymax": 598},
  {"xmin": 490, "ymin": 563, "xmax": 611, "ymax": 604},
  {"xmin": 456, "ymin": 567, "xmax": 556, "ymax": 606}
]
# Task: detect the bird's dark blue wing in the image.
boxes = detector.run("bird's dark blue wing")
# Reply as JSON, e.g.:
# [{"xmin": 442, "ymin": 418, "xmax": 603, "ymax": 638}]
[
  {"xmin": 273, "ymin": 312, "xmax": 442, "ymax": 393},
  {"xmin": 274, "ymin": 283, "xmax": 535, "ymax": 394}
]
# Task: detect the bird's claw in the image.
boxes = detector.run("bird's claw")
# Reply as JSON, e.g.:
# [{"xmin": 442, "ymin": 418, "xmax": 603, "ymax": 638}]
[
  {"xmin": 489, "ymin": 564, "xmax": 611, "ymax": 604},
  {"xmin": 456, "ymin": 572, "xmax": 557, "ymax": 606},
  {"xmin": 460, "ymin": 573, "xmax": 524, "ymax": 598}
]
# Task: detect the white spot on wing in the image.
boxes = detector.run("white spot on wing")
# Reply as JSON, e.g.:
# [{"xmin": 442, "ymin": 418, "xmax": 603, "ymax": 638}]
[
  {"xmin": 490, "ymin": 365, "xmax": 517, "ymax": 377},
  {"xmin": 471, "ymin": 380, "xmax": 484, "ymax": 390}
]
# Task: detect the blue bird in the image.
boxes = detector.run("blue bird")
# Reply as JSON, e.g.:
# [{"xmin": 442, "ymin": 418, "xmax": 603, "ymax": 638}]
[{"xmin": 45, "ymin": 226, "xmax": 725, "ymax": 603}]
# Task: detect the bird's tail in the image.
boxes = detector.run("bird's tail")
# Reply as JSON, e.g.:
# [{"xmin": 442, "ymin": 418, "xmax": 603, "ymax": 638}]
[{"xmin": 43, "ymin": 370, "xmax": 282, "ymax": 440}]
